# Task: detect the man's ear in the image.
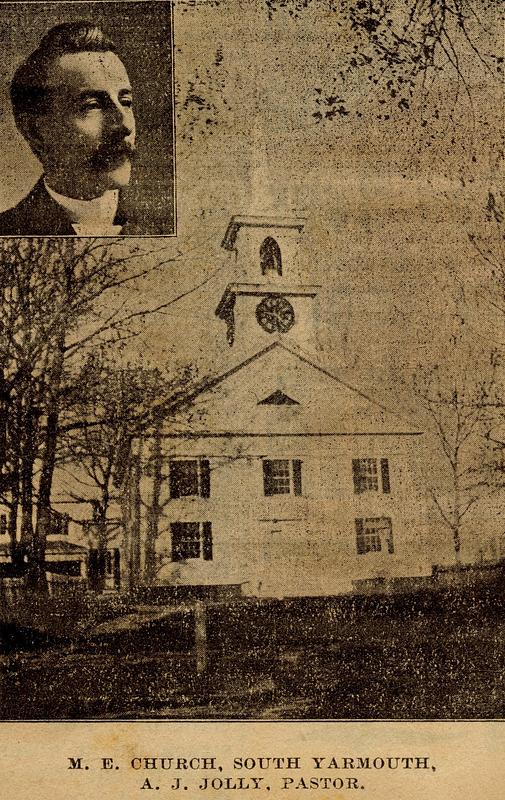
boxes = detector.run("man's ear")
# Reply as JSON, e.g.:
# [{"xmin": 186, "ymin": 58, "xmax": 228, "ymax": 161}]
[{"xmin": 18, "ymin": 113, "xmax": 46, "ymax": 161}]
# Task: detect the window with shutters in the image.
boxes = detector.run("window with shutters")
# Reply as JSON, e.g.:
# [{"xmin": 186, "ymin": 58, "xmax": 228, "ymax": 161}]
[
  {"xmin": 352, "ymin": 458, "xmax": 391, "ymax": 494},
  {"xmin": 169, "ymin": 459, "xmax": 210, "ymax": 498},
  {"xmin": 355, "ymin": 517, "xmax": 394, "ymax": 554},
  {"xmin": 171, "ymin": 522, "xmax": 213, "ymax": 561},
  {"xmin": 0, "ymin": 513, "xmax": 6, "ymax": 535},
  {"xmin": 263, "ymin": 459, "xmax": 302, "ymax": 496}
]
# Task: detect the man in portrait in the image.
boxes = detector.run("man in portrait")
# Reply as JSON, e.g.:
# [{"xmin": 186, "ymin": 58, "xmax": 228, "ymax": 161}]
[{"xmin": 0, "ymin": 21, "xmax": 139, "ymax": 236}]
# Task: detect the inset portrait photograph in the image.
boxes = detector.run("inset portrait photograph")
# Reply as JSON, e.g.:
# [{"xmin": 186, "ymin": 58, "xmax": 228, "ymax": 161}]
[{"xmin": 0, "ymin": 1, "xmax": 175, "ymax": 236}]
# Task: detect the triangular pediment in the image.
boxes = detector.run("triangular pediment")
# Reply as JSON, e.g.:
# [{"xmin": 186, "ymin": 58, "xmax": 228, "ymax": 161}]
[{"xmin": 160, "ymin": 341, "xmax": 421, "ymax": 437}]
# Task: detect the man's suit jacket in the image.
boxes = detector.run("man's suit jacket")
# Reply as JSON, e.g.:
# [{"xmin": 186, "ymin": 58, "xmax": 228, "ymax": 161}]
[{"xmin": 0, "ymin": 177, "xmax": 140, "ymax": 236}]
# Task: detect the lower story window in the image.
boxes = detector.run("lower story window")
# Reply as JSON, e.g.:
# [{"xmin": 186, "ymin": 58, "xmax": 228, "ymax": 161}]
[
  {"xmin": 355, "ymin": 517, "xmax": 394, "ymax": 555},
  {"xmin": 171, "ymin": 521, "xmax": 213, "ymax": 562}
]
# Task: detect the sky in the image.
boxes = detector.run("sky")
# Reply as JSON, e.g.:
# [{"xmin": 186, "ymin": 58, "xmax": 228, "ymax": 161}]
[
  {"xmin": 2, "ymin": 0, "xmax": 500, "ymax": 398},
  {"xmin": 46, "ymin": 0, "xmax": 503, "ymax": 557},
  {"xmin": 126, "ymin": 0, "xmax": 502, "ymax": 409}
]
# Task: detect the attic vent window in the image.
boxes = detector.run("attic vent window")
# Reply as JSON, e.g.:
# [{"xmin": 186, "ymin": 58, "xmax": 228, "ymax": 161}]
[
  {"xmin": 258, "ymin": 390, "xmax": 299, "ymax": 406},
  {"xmin": 260, "ymin": 237, "xmax": 282, "ymax": 276}
]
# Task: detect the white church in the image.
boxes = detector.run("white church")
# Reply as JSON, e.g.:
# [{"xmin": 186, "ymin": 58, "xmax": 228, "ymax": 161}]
[{"xmin": 125, "ymin": 214, "xmax": 432, "ymax": 597}]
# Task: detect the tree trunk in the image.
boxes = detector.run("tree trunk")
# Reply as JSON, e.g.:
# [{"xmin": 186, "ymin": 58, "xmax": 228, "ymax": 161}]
[
  {"xmin": 143, "ymin": 424, "xmax": 163, "ymax": 585},
  {"xmin": 19, "ymin": 397, "xmax": 37, "ymax": 582},
  {"xmin": 91, "ymin": 499, "xmax": 109, "ymax": 594},
  {"xmin": 30, "ymin": 334, "xmax": 65, "ymax": 593},
  {"xmin": 20, "ymin": 421, "xmax": 35, "ymax": 547},
  {"xmin": 130, "ymin": 446, "xmax": 142, "ymax": 590},
  {"xmin": 120, "ymin": 456, "xmax": 132, "ymax": 593},
  {"xmin": 8, "ymin": 493, "xmax": 19, "ymax": 569},
  {"xmin": 29, "ymin": 407, "xmax": 59, "ymax": 592},
  {"xmin": 8, "ymin": 409, "xmax": 20, "ymax": 567},
  {"xmin": 453, "ymin": 466, "xmax": 462, "ymax": 564}
]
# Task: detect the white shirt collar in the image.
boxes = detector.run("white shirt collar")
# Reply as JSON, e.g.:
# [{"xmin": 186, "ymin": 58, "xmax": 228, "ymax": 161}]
[{"xmin": 44, "ymin": 180, "xmax": 122, "ymax": 235}]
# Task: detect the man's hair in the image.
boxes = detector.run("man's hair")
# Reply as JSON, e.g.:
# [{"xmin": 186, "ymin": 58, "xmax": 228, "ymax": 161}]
[{"xmin": 11, "ymin": 21, "xmax": 117, "ymax": 139}]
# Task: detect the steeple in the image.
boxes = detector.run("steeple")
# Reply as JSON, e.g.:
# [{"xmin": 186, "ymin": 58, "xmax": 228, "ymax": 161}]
[{"xmin": 215, "ymin": 215, "xmax": 320, "ymax": 351}]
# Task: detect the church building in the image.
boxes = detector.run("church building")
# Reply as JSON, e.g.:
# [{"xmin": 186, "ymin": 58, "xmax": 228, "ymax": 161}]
[{"xmin": 129, "ymin": 215, "xmax": 431, "ymax": 597}]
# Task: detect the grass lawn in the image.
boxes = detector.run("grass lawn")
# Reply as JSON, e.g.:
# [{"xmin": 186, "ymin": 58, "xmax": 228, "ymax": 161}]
[{"xmin": 1, "ymin": 590, "xmax": 504, "ymax": 719}]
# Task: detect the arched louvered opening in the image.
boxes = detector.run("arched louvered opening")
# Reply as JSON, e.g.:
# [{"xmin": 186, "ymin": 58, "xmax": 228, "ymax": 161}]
[{"xmin": 260, "ymin": 236, "xmax": 282, "ymax": 276}]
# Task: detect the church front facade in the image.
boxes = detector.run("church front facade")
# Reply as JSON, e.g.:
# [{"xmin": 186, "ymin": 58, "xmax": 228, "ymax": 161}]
[{"xmin": 127, "ymin": 216, "xmax": 432, "ymax": 597}]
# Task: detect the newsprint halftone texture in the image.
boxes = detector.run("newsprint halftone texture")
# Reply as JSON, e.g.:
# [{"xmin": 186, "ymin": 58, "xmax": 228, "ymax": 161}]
[{"xmin": 0, "ymin": 0, "xmax": 504, "ymax": 724}]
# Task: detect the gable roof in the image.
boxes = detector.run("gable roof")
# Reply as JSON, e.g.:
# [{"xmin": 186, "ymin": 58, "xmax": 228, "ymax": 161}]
[
  {"xmin": 156, "ymin": 339, "xmax": 422, "ymax": 437},
  {"xmin": 0, "ymin": 540, "xmax": 87, "ymax": 557}
]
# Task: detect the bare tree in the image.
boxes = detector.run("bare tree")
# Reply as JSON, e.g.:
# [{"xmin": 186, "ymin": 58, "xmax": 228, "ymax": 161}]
[
  {"xmin": 0, "ymin": 236, "xmax": 179, "ymax": 590},
  {"xmin": 468, "ymin": 190, "xmax": 505, "ymax": 315},
  {"xmin": 264, "ymin": 1, "xmax": 501, "ymax": 125},
  {"xmin": 59, "ymin": 354, "xmax": 193, "ymax": 591},
  {"xmin": 465, "ymin": 193, "xmax": 505, "ymax": 520},
  {"xmin": 414, "ymin": 350, "xmax": 495, "ymax": 562}
]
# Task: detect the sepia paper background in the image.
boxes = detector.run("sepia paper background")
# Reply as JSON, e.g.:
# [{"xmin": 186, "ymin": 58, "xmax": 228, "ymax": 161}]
[
  {"xmin": 2, "ymin": 720, "xmax": 505, "ymax": 798},
  {"xmin": 1, "ymin": 0, "xmax": 504, "ymax": 795}
]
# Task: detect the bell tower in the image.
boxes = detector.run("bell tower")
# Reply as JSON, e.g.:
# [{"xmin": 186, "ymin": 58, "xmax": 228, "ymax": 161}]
[{"xmin": 215, "ymin": 215, "xmax": 320, "ymax": 350}]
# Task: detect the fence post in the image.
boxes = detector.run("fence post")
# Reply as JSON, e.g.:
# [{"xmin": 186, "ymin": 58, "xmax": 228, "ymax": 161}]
[{"xmin": 194, "ymin": 600, "xmax": 207, "ymax": 674}]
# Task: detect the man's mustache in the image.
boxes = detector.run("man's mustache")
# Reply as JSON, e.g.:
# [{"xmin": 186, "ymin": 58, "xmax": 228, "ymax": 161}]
[{"xmin": 90, "ymin": 140, "xmax": 137, "ymax": 171}]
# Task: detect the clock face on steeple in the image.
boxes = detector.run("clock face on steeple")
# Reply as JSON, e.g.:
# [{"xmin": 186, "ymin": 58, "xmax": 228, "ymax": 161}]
[{"xmin": 255, "ymin": 294, "xmax": 295, "ymax": 334}]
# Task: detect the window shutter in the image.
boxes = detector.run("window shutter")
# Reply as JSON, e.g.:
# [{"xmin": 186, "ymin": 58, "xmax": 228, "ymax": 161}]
[
  {"xmin": 202, "ymin": 522, "xmax": 213, "ymax": 561},
  {"xmin": 352, "ymin": 459, "xmax": 362, "ymax": 493},
  {"xmin": 200, "ymin": 459, "xmax": 210, "ymax": 498},
  {"xmin": 263, "ymin": 460, "xmax": 274, "ymax": 496},
  {"xmin": 98, "ymin": 550, "xmax": 107, "ymax": 578},
  {"xmin": 293, "ymin": 459, "xmax": 302, "ymax": 496},
  {"xmin": 88, "ymin": 549, "xmax": 99, "ymax": 589},
  {"xmin": 169, "ymin": 462, "xmax": 180, "ymax": 499},
  {"xmin": 381, "ymin": 458, "xmax": 391, "ymax": 493},
  {"xmin": 113, "ymin": 548, "xmax": 121, "ymax": 589},
  {"xmin": 171, "ymin": 522, "xmax": 183, "ymax": 562},
  {"xmin": 0, "ymin": 514, "xmax": 7, "ymax": 535},
  {"xmin": 355, "ymin": 518, "xmax": 365, "ymax": 554},
  {"xmin": 386, "ymin": 520, "xmax": 394, "ymax": 554}
]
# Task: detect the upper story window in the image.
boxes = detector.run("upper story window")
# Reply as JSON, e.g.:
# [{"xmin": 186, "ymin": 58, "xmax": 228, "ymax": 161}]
[
  {"xmin": 352, "ymin": 458, "xmax": 390, "ymax": 494},
  {"xmin": 169, "ymin": 459, "xmax": 210, "ymax": 498},
  {"xmin": 260, "ymin": 237, "xmax": 282, "ymax": 276},
  {"xmin": 263, "ymin": 458, "xmax": 302, "ymax": 496},
  {"xmin": 356, "ymin": 517, "xmax": 394, "ymax": 555}
]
